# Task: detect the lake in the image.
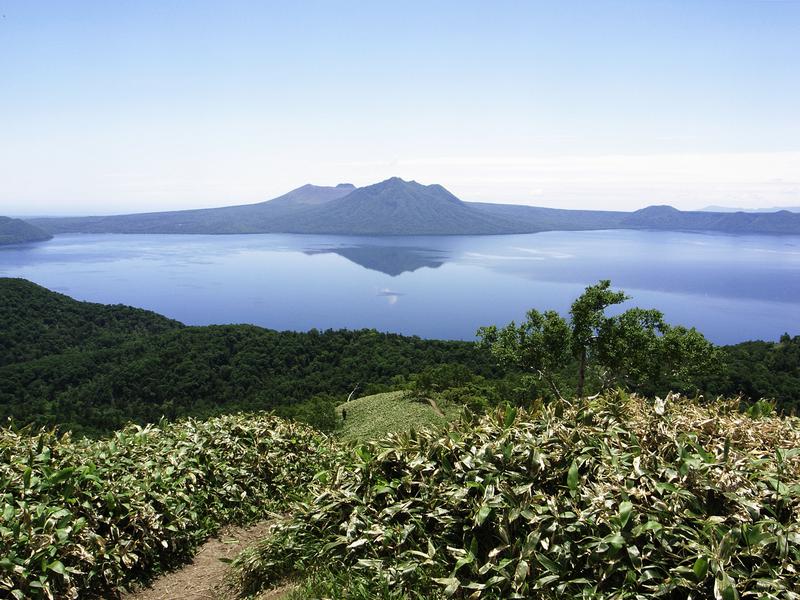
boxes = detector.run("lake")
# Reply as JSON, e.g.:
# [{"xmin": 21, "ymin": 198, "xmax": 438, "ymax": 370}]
[{"xmin": 2, "ymin": 230, "xmax": 799, "ymax": 345}]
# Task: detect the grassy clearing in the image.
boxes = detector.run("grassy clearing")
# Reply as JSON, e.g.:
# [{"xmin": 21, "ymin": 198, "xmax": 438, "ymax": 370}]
[
  {"xmin": 0, "ymin": 414, "xmax": 333, "ymax": 599},
  {"xmin": 337, "ymin": 391, "xmax": 457, "ymax": 444},
  {"xmin": 234, "ymin": 393, "xmax": 800, "ymax": 599}
]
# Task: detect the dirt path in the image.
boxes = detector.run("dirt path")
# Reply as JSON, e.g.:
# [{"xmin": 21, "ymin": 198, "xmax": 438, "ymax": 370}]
[{"xmin": 122, "ymin": 522, "xmax": 294, "ymax": 600}]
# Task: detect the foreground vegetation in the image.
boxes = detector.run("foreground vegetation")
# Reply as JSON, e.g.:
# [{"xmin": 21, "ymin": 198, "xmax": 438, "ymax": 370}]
[
  {"xmin": 0, "ymin": 414, "xmax": 332, "ymax": 599},
  {"xmin": 4, "ymin": 394, "xmax": 798, "ymax": 599},
  {"xmin": 234, "ymin": 394, "xmax": 800, "ymax": 599}
]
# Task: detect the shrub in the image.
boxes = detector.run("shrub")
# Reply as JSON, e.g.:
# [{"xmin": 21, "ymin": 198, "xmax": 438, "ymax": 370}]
[
  {"xmin": 234, "ymin": 395, "xmax": 800, "ymax": 599},
  {"xmin": 0, "ymin": 413, "xmax": 332, "ymax": 599}
]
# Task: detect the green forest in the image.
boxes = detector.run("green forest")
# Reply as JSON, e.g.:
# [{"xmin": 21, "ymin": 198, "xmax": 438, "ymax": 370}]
[
  {"xmin": 1, "ymin": 278, "xmax": 798, "ymax": 437},
  {"xmin": 0, "ymin": 279, "xmax": 499, "ymax": 436}
]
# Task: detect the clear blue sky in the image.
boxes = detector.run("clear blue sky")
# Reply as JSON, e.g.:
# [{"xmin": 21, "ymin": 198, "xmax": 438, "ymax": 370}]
[{"xmin": 1, "ymin": 0, "xmax": 798, "ymax": 215}]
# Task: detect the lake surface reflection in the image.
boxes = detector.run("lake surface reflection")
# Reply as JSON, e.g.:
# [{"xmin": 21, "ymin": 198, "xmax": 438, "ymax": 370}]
[{"xmin": 2, "ymin": 230, "xmax": 799, "ymax": 344}]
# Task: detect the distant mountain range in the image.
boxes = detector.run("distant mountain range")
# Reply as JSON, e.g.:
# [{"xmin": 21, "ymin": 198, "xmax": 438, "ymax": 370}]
[
  {"xmin": 0, "ymin": 216, "xmax": 53, "ymax": 245},
  {"xmin": 701, "ymin": 205, "xmax": 800, "ymax": 213},
  {"xmin": 22, "ymin": 177, "xmax": 800, "ymax": 236}
]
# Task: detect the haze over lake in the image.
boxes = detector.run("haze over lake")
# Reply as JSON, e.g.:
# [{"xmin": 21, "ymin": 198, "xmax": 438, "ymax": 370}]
[{"xmin": 2, "ymin": 230, "xmax": 799, "ymax": 345}]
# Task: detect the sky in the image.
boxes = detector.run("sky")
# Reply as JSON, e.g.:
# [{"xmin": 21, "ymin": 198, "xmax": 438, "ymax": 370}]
[{"xmin": 1, "ymin": 0, "xmax": 799, "ymax": 216}]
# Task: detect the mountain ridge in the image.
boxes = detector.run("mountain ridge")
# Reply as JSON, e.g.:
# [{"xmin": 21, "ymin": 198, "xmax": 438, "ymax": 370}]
[
  {"xmin": 29, "ymin": 178, "xmax": 800, "ymax": 236},
  {"xmin": 272, "ymin": 178, "xmax": 526, "ymax": 235},
  {"xmin": 29, "ymin": 183, "xmax": 356, "ymax": 234},
  {"xmin": 701, "ymin": 204, "xmax": 800, "ymax": 213}
]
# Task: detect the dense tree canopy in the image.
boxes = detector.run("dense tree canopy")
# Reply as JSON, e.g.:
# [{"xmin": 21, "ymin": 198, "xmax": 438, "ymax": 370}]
[
  {"xmin": 712, "ymin": 334, "xmax": 800, "ymax": 413},
  {"xmin": 0, "ymin": 279, "xmax": 501, "ymax": 435},
  {"xmin": 478, "ymin": 280, "xmax": 721, "ymax": 400},
  {"xmin": 1, "ymin": 278, "xmax": 798, "ymax": 437},
  {"xmin": 0, "ymin": 278, "xmax": 179, "ymax": 367}
]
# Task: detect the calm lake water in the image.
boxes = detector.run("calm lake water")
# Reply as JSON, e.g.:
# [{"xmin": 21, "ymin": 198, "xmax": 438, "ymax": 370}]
[{"xmin": 2, "ymin": 230, "xmax": 799, "ymax": 344}]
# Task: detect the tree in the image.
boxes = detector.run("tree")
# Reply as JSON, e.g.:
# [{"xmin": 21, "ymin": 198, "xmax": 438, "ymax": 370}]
[
  {"xmin": 477, "ymin": 309, "xmax": 571, "ymax": 400},
  {"xmin": 655, "ymin": 325, "xmax": 722, "ymax": 394},
  {"xmin": 568, "ymin": 280, "xmax": 628, "ymax": 397},
  {"xmin": 595, "ymin": 307, "xmax": 666, "ymax": 391},
  {"xmin": 478, "ymin": 280, "xmax": 718, "ymax": 400}
]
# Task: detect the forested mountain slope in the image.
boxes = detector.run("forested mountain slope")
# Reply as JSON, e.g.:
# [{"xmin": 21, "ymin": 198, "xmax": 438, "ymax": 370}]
[
  {"xmin": 1, "ymin": 278, "xmax": 798, "ymax": 438},
  {"xmin": 0, "ymin": 278, "xmax": 496, "ymax": 435},
  {"xmin": 0, "ymin": 278, "xmax": 179, "ymax": 366}
]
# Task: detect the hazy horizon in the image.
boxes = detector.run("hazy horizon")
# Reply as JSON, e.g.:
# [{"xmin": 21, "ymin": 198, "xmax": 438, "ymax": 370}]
[
  {"xmin": 2, "ymin": 1, "xmax": 799, "ymax": 215},
  {"xmin": 6, "ymin": 176, "xmax": 800, "ymax": 219}
]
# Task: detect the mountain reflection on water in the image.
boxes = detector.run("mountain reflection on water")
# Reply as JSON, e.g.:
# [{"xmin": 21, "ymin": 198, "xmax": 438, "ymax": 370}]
[
  {"xmin": 304, "ymin": 244, "xmax": 448, "ymax": 276},
  {"xmin": 1, "ymin": 230, "xmax": 799, "ymax": 344}
]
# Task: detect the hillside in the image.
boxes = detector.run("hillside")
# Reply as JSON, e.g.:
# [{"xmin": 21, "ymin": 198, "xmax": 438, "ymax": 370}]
[
  {"xmin": 0, "ymin": 278, "xmax": 180, "ymax": 367},
  {"xmin": 1, "ymin": 278, "xmax": 799, "ymax": 437},
  {"xmin": 702, "ymin": 204, "xmax": 800, "ymax": 213},
  {"xmin": 4, "ymin": 393, "xmax": 800, "ymax": 599},
  {"xmin": 715, "ymin": 334, "xmax": 800, "ymax": 408},
  {"xmin": 0, "ymin": 216, "xmax": 53, "ymax": 245},
  {"xmin": 2, "ymin": 279, "xmax": 800, "ymax": 598},
  {"xmin": 29, "ymin": 178, "xmax": 800, "ymax": 236},
  {"xmin": 0, "ymin": 278, "xmax": 497, "ymax": 436},
  {"xmin": 471, "ymin": 202, "xmax": 628, "ymax": 231}
]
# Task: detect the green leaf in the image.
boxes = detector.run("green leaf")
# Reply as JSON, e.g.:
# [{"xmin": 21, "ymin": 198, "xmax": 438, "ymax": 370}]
[
  {"xmin": 514, "ymin": 558, "xmax": 530, "ymax": 588},
  {"xmin": 618, "ymin": 500, "xmax": 633, "ymax": 528},
  {"xmin": 714, "ymin": 571, "xmax": 739, "ymax": 600},
  {"xmin": 535, "ymin": 552, "xmax": 561, "ymax": 574},
  {"xmin": 693, "ymin": 556, "xmax": 709, "ymax": 580},
  {"xmin": 535, "ymin": 574, "xmax": 560, "ymax": 588},
  {"xmin": 454, "ymin": 552, "xmax": 475, "ymax": 573},
  {"xmin": 504, "ymin": 406, "xmax": 518, "ymax": 428},
  {"xmin": 604, "ymin": 532, "xmax": 626, "ymax": 550},
  {"xmin": 567, "ymin": 460, "xmax": 579, "ymax": 491},
  {"xmin": 476, "ymin": 504, "xmax": 492, "ymax": 526},
  {"xmin": 434, "ymin": 577, "xmax": 461, "ymax": 597},
  {"xmin": 49, "ymin": 467, "xmax": 76, "ymax": 485},
  {"xmin": 47, "ymin": 560, "xmax": 66, "ymax": 575}
]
